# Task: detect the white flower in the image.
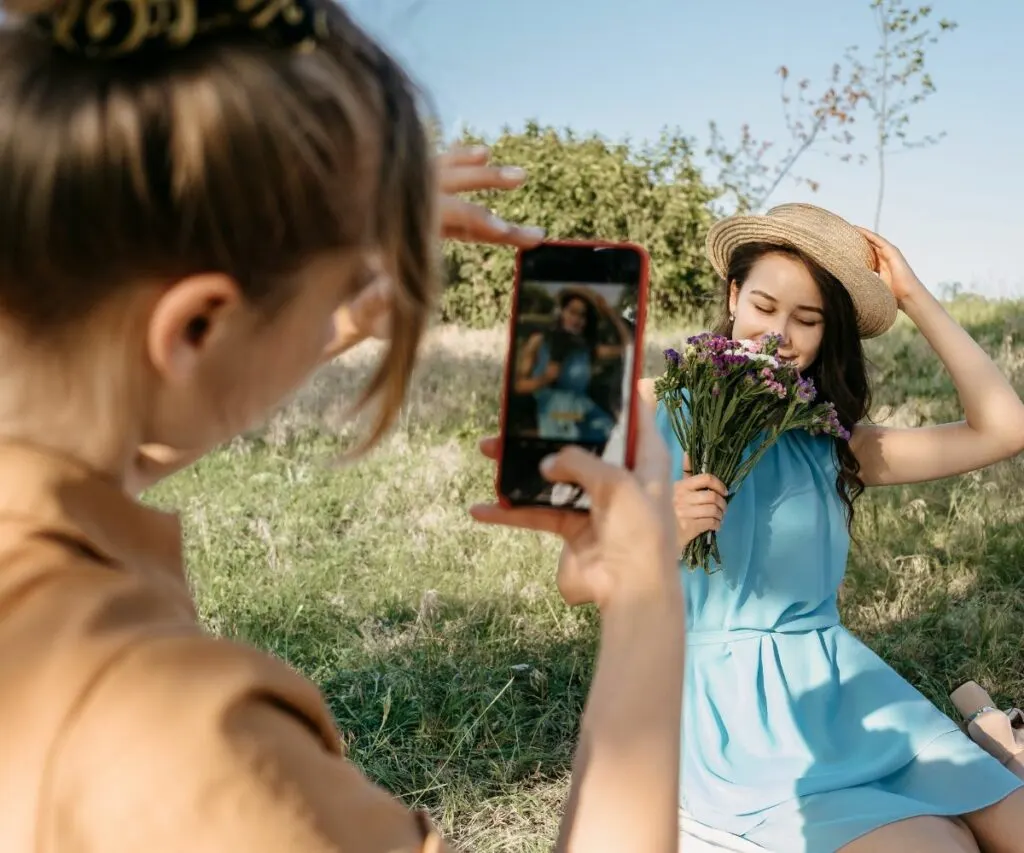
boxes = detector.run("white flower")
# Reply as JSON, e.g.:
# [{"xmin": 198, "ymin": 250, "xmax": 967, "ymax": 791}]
[{"xmin": 747, "ymin": 353, "xmax": 780, "ymax": 368}]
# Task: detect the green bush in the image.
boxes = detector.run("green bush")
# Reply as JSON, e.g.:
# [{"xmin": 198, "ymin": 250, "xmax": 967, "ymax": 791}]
[{"xmin": 441, "ymin": 122, "xmax": 723, "ymax": 327}]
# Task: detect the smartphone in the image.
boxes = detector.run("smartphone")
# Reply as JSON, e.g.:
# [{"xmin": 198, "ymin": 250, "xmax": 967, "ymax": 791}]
[{"xmin": 496, "ymin": 240, "xmax": 650, "ymax": 511}]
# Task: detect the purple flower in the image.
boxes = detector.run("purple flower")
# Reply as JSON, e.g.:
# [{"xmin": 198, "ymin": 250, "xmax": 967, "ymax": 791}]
[
  {"xmin": 688, "ymin": 333, "xmax": 732, "ymax": 356},
  {"xmin": 756, "ymin": 333, "xmax": 784, "ymax": 355},
  {"xmin": 664, "ymin": 347, "xmax": 680, "ymax": 365},
  {"xmin": 811, "ymin": 403, "xmax": 851, "ymax": 441},
  {"xmin": 795, "ymin": 376, "xmax": 817, "ymax": 403}
]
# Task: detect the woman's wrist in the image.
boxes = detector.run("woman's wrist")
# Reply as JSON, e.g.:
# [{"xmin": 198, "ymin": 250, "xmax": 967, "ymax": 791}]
[
  {"xmin": 598, "ymin": 560, "xmax": 683, "ymax": 620},
  {"xmin": 893, "ymin": 280, "xmax": 936, "ymax": 315}
]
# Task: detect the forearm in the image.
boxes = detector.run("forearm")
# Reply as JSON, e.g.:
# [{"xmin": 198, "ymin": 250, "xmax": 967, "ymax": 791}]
[
  {"xmin": 515, "ymin": 375, "xmax": 551, "ymax": 394},
  {"xmin": 556, "ymin": 585, "xmax": 685, "ymax": 853},
  {"xmin": 903, "ymin": 288, "xmax": 1024, "ymax": 441}
]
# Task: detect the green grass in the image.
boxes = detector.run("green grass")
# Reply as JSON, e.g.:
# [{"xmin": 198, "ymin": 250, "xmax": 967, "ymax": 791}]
[{"xmin": 147, "ymin": 301, "xmax": 1024, "ymax": 851}]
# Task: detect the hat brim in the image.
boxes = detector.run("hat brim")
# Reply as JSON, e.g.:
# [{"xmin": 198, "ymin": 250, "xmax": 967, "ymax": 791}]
[{"xmin": 706, "ymin": 216, "xmax": 898, "ymax": 338}]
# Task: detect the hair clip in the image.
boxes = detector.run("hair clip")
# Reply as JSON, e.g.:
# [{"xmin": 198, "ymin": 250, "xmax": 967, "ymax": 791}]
[{"xmin": 37, "ymin": 0, "xmax": 328, "ymax": 59}]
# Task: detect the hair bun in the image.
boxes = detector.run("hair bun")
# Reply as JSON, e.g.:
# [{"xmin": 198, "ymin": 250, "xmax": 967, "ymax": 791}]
[
  {"xmin": 10, "ymin": 0, "xmax": 328, "ymax": 59},
  {"xmin": 2, "ymin": 0, "xmax": 64, "ymax": 14}
]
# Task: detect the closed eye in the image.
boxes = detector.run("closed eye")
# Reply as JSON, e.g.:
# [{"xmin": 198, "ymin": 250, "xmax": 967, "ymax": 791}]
[{"xmin": 755, "ymin": 304, "xmax": 821, "ymax": 327}]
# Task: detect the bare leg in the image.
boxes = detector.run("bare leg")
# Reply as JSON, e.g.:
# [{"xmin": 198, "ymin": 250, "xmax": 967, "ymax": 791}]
[
  {"xmin": 838, "ymin": 815, "xmax": 979, "ymax": 853},
  {"xmin": 963, "ymin": 788, "xmax": 1024, "ymax": 853}
]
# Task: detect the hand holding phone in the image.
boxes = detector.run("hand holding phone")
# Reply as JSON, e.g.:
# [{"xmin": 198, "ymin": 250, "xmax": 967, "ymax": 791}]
[{"xmin": 496, "ymin": 240, "xmax": 650, "ymax": 511}]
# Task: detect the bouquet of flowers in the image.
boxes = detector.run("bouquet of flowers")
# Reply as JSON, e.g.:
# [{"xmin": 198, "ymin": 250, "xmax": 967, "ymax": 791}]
[{"xmin": 654, "ymin": 332, "xmax": 850, "ymax": 573}]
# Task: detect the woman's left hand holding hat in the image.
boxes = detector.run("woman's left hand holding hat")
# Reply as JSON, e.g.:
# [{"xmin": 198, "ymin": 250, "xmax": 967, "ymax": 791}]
[{"xmin": 856, "ymin": 226, "xmax": 927, "ymax": 309}]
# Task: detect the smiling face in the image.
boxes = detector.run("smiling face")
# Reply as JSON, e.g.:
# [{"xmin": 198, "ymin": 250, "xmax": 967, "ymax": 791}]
[
  {"xmin": 728, "ymin": 251, "xmax": 825, "ymax": 371},
  {"xmin": 559, "ymin": 296, "xmax": 589, "ymax": 336}
]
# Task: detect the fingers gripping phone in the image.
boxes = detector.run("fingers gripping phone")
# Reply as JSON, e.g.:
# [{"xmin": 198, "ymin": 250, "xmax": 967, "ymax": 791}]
[{"xmin": 496, "ymin": 240, "xmax": 650, "ymax": 511}]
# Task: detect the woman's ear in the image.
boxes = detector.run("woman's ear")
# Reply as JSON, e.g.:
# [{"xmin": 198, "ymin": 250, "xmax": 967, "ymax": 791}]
[
  {"xmin": 728, "ymin": 281, "xmax": 740, "ymax": 317},
  {"xmin": 146, "ymin": 273, "xmax": 245, "ymax": 384}
]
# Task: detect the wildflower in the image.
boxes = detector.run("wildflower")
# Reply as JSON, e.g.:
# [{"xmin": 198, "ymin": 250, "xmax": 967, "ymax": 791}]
[{"xmin": 653, "ymin": 334, "xmax": 851, "ymax": 572}]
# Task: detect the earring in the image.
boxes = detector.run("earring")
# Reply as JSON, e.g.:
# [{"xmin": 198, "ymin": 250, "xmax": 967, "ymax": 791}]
[{"xmin": 729, "ymin": 313, "xmax": 735, "ymax": 322}]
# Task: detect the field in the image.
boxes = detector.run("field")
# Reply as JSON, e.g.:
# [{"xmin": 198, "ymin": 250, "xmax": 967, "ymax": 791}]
[{"xmin": 148, "ymin": 296, "xmax": 1024, "ymax": 852}]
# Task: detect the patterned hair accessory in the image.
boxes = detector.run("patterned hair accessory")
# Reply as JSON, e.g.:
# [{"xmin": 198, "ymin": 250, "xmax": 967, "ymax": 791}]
[{"xmin": 36, "ymin": 0, "xmax": 328, "ymax": 59}]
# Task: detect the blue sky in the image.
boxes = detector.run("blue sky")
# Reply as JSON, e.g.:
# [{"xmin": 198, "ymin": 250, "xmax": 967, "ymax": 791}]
[{"xmin": 348, "ymin": 0, "xmax": 1022, "ymax": 298}]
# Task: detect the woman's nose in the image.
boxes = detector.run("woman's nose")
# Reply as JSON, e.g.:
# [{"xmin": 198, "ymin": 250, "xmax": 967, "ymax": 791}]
[{"xmin": 763, "ymin": 317, "xmax": 790, "ymax": 344}]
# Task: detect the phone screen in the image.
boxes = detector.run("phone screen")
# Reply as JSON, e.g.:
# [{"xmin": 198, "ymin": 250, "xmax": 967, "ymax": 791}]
[{"xmin": 499, "ymin": 242, "xmax": 647, "ymax": 511}]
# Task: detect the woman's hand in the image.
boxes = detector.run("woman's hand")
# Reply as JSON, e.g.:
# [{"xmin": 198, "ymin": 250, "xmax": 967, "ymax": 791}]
[
  {"xmin": 672, "ymin": 454, "xmax": 728, "ymax": 549},
  {"xmin": 471, "ymin": 395, "xmax": 678, "ymax": 610},
  {"xmin": 437, "ymin": 145, "xmax": 546, "ymax": 246},
  {"xmin": 857, "ymin": 226, "xmax": 927, "ymax": 309},
  {"xmin": 343, "ymin": 145, "xmax": 546, "ymax": 344}
]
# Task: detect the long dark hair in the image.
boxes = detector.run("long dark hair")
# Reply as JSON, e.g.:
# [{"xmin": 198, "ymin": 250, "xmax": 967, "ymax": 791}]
[
  {"xmin": 713, "ymin": 242, "xmax": 871, "ymax": 531},
  {"xmin": 553, "ymin": 291, "xmax": 600, "ymax": 358}
]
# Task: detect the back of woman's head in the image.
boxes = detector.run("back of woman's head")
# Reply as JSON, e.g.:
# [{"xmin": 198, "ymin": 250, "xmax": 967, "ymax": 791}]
[{"xmin": 0, "ymin": 0, "xmax": 437, "ymax": 449}]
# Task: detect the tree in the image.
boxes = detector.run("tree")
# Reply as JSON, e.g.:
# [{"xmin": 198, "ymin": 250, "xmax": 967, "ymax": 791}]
[
  {"xmin": 706, "ymin": 62, "xmax": 862, "ymax": 214},
  {"xmin": 704, "ymin": 0, "xmax": 956, "ymax": 222},
  {"xmin": 441, "ymin": 122, "xmax": 721, "ymax": 327},
  {"xmin": 845, "ymin": 1, "xmax": 958, "ymax": 230}
]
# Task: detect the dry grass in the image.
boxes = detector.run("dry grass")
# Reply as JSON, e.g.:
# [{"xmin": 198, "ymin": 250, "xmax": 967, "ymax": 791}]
[{"xmin": 148, "ymin": 296, "xmax": 1024, "ymax": 851}]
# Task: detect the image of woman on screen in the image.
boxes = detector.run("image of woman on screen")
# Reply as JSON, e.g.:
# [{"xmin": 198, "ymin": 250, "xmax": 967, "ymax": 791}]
[{"xmin": 513, "ymin": 286, "xmax": 628, "ymax": 443}]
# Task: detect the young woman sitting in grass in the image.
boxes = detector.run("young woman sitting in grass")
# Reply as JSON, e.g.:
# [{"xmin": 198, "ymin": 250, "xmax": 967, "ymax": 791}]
[
  {"xmin": 645, "ymin": 203, "xmax": 1024, "ymax": 853},
  {"xmin": 0, "ymin": 1, "xmax": 686, "ymax": 850}
]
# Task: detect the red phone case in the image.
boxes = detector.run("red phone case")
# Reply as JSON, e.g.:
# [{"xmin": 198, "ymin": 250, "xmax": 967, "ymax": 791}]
[{"xmin": 494, "ymin": 238, "xmax": 651, "ymax": 509}]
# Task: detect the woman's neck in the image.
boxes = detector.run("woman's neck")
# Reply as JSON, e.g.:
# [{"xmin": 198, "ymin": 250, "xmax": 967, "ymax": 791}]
[{"xmin": 0, "ymin": 334, "xmax": 142, "ymax": 486}]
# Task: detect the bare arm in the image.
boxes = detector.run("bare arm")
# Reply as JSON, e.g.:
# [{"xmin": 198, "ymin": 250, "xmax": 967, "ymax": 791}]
[
  {"xmin": 850, "ymin": 232, "xmax": 1024, "ymax": 487},
  {"xmin": 556, "ymin": 588, "xmax": 685, "ymax": 853},
  {"xmin": 595, "ymin": 341, "xmax": 626, "ymax": 362},
  {"xmin": 545, "ymin": 387, "xmax": 684, "ymax": 853},
  {"xmin": 514, "ymin": 333, "xmax": 559, "ymax": 394},
  {"xmin": 587, "ymin": 292, "xmax": 630, "ymax": 362}
]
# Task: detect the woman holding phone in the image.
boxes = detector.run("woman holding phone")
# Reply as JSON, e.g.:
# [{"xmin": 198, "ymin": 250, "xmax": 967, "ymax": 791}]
[{"xmin": 0, "ymin": 1, "xmax": 686, "ymax": 850}]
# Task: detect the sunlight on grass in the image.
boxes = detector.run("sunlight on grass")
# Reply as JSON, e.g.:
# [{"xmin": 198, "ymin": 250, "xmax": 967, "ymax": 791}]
[{"xmin": 147, "ymin": 297, "xmax": 1024, "ymax": 850}]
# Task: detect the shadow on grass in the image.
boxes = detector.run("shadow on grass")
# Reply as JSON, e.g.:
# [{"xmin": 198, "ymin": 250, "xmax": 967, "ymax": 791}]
[
  {"xmin": 209, "ymin": 589, "xmax": 595, "ymax": 812},
  {"xmin": 842, "ymin": 467, "xmax": 1024, "ymax": 716}
]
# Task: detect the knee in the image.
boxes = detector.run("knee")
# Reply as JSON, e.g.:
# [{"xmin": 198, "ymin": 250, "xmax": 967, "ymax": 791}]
[
  {"xmin": 948, "ymin": 817, "xmax": 982, "ymax": 853},
  {"xmin": 839, "ymin": 816, "xmax": 980, "ymax": 853}
]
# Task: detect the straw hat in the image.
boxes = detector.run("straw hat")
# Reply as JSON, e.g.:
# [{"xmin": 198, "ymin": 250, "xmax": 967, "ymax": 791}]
[{"xmin": 705, "ymin": 203, "xmax": 898, "ymax": 338}]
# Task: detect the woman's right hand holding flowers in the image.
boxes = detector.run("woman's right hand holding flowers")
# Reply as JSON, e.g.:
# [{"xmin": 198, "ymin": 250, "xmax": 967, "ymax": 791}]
[{"xmin": 673, "ymin": 453, "xmax": 729, "ymax": 548}]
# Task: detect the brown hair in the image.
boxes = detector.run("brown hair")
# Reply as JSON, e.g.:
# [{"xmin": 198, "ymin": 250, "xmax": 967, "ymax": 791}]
[
  {"xmin": 714, "ymin": 242, "xmax": 870, "ymax": 532},
  {"xmin": 0, "ymin": 0, "xmax": 438, "ymax": 451}
]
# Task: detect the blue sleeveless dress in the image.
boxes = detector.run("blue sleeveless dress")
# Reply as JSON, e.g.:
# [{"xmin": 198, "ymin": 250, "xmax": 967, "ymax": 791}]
[
  {"xmin": 655, "ymin": 401, "xmax": 1022, "ymax": 852},
  {"xmin": 530, "ymin": 338, "xmax": 614, "ymax": 442}
]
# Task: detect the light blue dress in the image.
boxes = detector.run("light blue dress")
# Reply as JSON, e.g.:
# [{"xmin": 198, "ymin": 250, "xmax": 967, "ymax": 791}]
[
  {"xmin": 655, "ymin": 400, "xmax": 1022, "ymax": 852},
  {"xmin": 531, "ymin": 337, "xmax": 614, "ymax": 442}
]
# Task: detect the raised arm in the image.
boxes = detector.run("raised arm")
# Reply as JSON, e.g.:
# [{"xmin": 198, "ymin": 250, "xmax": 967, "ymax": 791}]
[
  {"xmin": 588, "ymin": 291, "xmax": 631, "ymax": 362},
  {"xmin": 473, "ymin": 395, "xmax": 684, "ymax": 853},
  {"xmin": 850, "ymin": 229, "xmax": 1024, "ymax": 487},
  {"xmin": 514, "ymin": 331, "xmax": 562, "ymax": 394}
]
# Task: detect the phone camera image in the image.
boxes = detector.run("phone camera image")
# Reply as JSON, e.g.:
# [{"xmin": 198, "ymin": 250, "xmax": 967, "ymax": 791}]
[{"xmin": 501, "ymin": 252, "xmax": 643, "ymax": 511}]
